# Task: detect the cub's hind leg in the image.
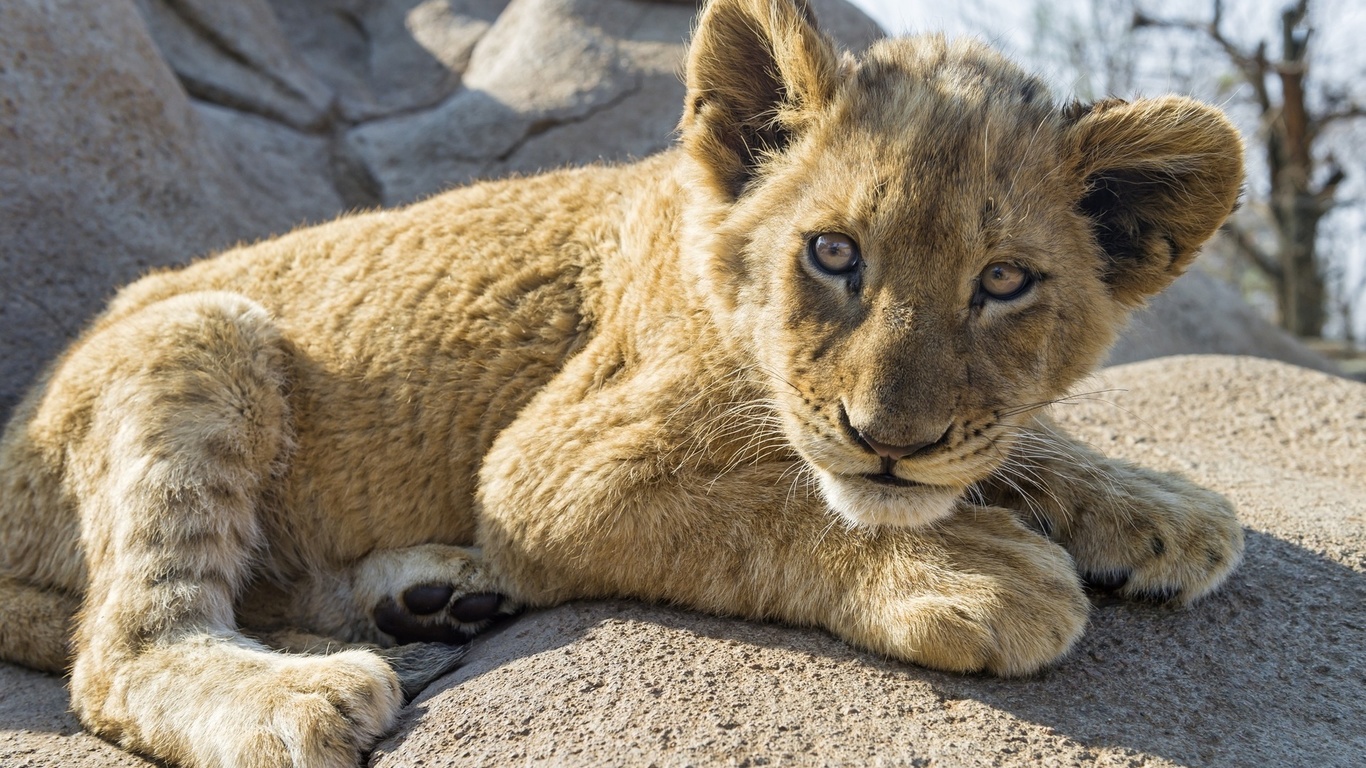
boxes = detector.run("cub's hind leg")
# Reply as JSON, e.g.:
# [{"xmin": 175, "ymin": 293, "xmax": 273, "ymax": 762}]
[
  {"xmin": 235, "ymin": 545, "xmax": 514, "ymax": 702},
  {"xmin": 241, "ymin": 544, "xmax": 519, "ymax": 650},
  {"xmin": 234, "ymin": 538, "xmax": 516, "ymax": 694},
  {"xmin": 63, "ymin": 292, "xmax": 402, "ymax": 768}
]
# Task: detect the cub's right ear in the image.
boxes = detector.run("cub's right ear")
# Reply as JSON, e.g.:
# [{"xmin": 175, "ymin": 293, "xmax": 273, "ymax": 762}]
[{"xmin": 680, "ymin": 0, "xmax": 840, "ymax": 199}]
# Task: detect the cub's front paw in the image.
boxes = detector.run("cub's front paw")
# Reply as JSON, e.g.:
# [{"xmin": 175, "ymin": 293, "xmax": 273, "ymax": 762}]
[
  {"xmin": 75, "ymin": 644, "xmax": 404, "ymax": 768},
  {"xmin": 850, "ymin": 508, "xmax": 1090, "ymax": 677},
  {"xmin": 1064, "ymin": 464, "xmax": 1244, "ymax": 605}
]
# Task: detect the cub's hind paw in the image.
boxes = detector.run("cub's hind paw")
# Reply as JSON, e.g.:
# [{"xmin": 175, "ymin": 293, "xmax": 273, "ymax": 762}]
[
  {"xmin": 372, "ymin": 586, "xmax": 517, "ymax": 645},
  {"xmin": 355, "ymin": 543, "xmax": 522, "ymax": 646}
]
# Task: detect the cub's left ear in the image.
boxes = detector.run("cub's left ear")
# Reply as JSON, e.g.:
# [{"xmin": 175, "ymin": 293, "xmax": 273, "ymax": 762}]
[{"xmin": 1066, "ymin": 96, "xmax": 1244, "ymax": 306}]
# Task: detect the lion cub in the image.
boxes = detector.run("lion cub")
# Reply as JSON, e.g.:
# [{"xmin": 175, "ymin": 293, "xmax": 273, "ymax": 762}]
[{"xmin": 0, "ymin": 0, "xmax": 1245, "ymax": 765}]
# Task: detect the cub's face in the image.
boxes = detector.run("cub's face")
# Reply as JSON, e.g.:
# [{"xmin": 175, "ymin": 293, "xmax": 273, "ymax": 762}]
[{"xmin": 680, "ymin": 4, "xmax": 1243, "ymax": 528}]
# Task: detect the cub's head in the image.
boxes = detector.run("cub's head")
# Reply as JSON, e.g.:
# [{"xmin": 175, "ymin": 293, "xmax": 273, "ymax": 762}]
[{"xmin": 677, "ymin": 0, "xmax": 1244, "ymax": 528}]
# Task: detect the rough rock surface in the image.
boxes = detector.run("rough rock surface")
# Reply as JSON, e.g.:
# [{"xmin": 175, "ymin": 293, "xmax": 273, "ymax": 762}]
[
  {"xmin": 132, "ymin": 0, "xmax": 335, "ymax": 129},
  {"xmin": 2, "ymin": 1, "xmax": 1361, "ymax": 766},
  {"xmin": 2, "ymin": 355, "xmax": 1361, "ymax": 767},
  {"xmin": 343, "ymin": 0, "xmax": 883, "ymax": 205},
  {"xmin": 0, "ymin": 0, "xmax": 344, "ymax": 425}
]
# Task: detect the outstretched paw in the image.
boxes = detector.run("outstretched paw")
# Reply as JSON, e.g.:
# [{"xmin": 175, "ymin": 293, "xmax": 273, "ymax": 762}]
[
  {"xmin": 1065, "ymin": 465, "xmax": 1244, "ymax": 606},
  {"xmin": 848, "ymin": 507, "xmax": 1090, "ymax": 677}
]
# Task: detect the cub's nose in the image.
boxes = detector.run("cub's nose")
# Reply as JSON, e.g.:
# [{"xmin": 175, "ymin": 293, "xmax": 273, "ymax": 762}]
[{"xmin": 855, "ymin": 426, "xmax": 950, "ymax": 460}]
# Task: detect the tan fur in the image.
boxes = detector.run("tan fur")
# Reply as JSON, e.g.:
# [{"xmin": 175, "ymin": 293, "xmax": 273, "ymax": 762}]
[{"xmin": 0, "ymin": 1, "xmax": 1245, "ymax": 766}]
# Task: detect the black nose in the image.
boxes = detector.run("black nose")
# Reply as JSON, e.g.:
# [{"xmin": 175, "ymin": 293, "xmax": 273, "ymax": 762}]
[{"xmin": 856, "ymin": 426, "xmax": 950, "ymax": 460}]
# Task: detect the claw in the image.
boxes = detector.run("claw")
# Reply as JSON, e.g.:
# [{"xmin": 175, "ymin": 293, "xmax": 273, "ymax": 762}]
[
  {"xmin": 1134, "ymin": 586, "xmax": 1181, "ymax": 604},
  {"xmin": 375, "ymin": 642, "xmax": 467, "ymax": 701}
]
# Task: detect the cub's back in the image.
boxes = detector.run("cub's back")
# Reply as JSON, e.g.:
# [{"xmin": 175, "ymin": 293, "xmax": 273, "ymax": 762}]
[{"xmin": 2, "ymin": 160, "xmax": 642, "ymax": 583}]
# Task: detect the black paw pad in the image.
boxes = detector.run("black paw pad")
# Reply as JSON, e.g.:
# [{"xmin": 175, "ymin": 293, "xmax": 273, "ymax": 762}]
[
  {"xmin": 450, "ymin": 593, "xmax": 503, "ymax": 623},
  {"xmin": 402, "ymin": 584, "xmax": 456, "ymax": 615},
  {"xmin": 374, "ymin": 596, "xmax": 468, "ymax": 645},
  {"xmin": 1082, "ymin": 571, "xmax": 1130, "ymax": 594},
  {"xmin": 374, "ymin": 590, "xmax": 512, "ymax": 646}
]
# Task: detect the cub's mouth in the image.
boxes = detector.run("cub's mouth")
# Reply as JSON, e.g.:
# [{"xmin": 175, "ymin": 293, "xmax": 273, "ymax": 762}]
[
  {"xmin": 815, "ymin": 467, "xmax": 962, "ymax": 529},
  {"xmin": 860, "ymin": 472, "xmax": 925, "ymax": 489},
  {"xmin": 778, "ymin": 406, "xmax": 974, "ymax": 529}
]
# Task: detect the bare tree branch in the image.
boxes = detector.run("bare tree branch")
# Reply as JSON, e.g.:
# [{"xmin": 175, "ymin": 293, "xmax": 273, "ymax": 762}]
[
  {"xmin": 1132, "ymin": 1, "xmax": 1272, "ymax": 112},
  {"xmin": 1311, "ymin": 104, "xmax": 1366, "ymax": 139},
  {"xmin": 1313, "ymin": 163, "xmax": 1347, "ymax": 208},
  {"xmin": 1221, "ymin": 221, "xmax": 1282, "ymax": 280}
]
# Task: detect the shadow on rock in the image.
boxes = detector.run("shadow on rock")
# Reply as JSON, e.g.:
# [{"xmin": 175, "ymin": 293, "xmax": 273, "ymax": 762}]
[
  {"xmin": 374, "ymin": 529, "xmax": 1364, "ymax": 767},
  {"xmin": 940, "ymin": 529, "xmax": 1365, "ymax": 767}
]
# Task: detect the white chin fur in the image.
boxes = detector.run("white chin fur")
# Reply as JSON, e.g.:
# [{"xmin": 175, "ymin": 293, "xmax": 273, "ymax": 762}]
[{"xmin": 816, "ymin": 469, "xmax": 960, "ymax": 529}]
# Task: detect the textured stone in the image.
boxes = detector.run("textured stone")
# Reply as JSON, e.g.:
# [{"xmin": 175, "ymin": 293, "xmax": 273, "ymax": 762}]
[
  {"xmin": 0, "ymin": 0, "xmax": 346, "ymax": 423},
  {"xmin": 345, "ymin": 0, "xmax": 695, "ymax": 204},
  {"xmin": 193, "ymin": 103, "xmax": 348, "ymax": 222},
  {"xmin": 5, "ymin": 357, "xmax": 1360, "ymax": 767},
  {"xmin": 345, "ymin": 0, "xmax": 883, "ymax": 205},
  {"xmin": 269, "ymin": 0, "xmax": 509, "ymax": 122},
  {"xmin": 132, "ymin": 0, "xmax": 335, "ymax": 129}
]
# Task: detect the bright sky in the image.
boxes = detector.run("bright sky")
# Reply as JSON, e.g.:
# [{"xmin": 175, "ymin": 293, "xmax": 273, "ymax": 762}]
[
  {"xmin": 849, "ymin": 0, "xmax": 955, "ymax": 35},
  {"xmin": 850, "ymin": 0, "xmax": 1031, "ymax": 44}
]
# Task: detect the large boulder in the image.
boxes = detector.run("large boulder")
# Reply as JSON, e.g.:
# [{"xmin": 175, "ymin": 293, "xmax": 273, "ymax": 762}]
[
  {"xmin": 1110, "ymin": 270, "xmax": 1339, "ymax": 375},
  {"xmin": 131, "ymin": 0, "xmax": 335, "ymax": 129},
  {"xmin": 3, "ymin": 355, "xmax": 1361, "ymax": 766},
  {"xmin": 344, "ymin": 0, "xmax": 882, "ymax": 205},
  {"xmin": 0, "ymin": 0, "xmax": 343, "ymax": 423}
]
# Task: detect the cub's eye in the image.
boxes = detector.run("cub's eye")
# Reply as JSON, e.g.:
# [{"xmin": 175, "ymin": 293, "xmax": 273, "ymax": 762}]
[
  {"xmin": 978, "ymin": 262, "xmax": 1032, "ymax": 300},
  {"xmin": 808, "ymin": 233, "xmax": 861, "ymax": 275}
]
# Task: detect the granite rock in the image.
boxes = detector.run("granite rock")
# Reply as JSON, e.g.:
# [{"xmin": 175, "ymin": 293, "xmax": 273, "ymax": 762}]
[{"xmin": 3, "ymin": 356, "xmax": 1360, "ymax": 767}]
